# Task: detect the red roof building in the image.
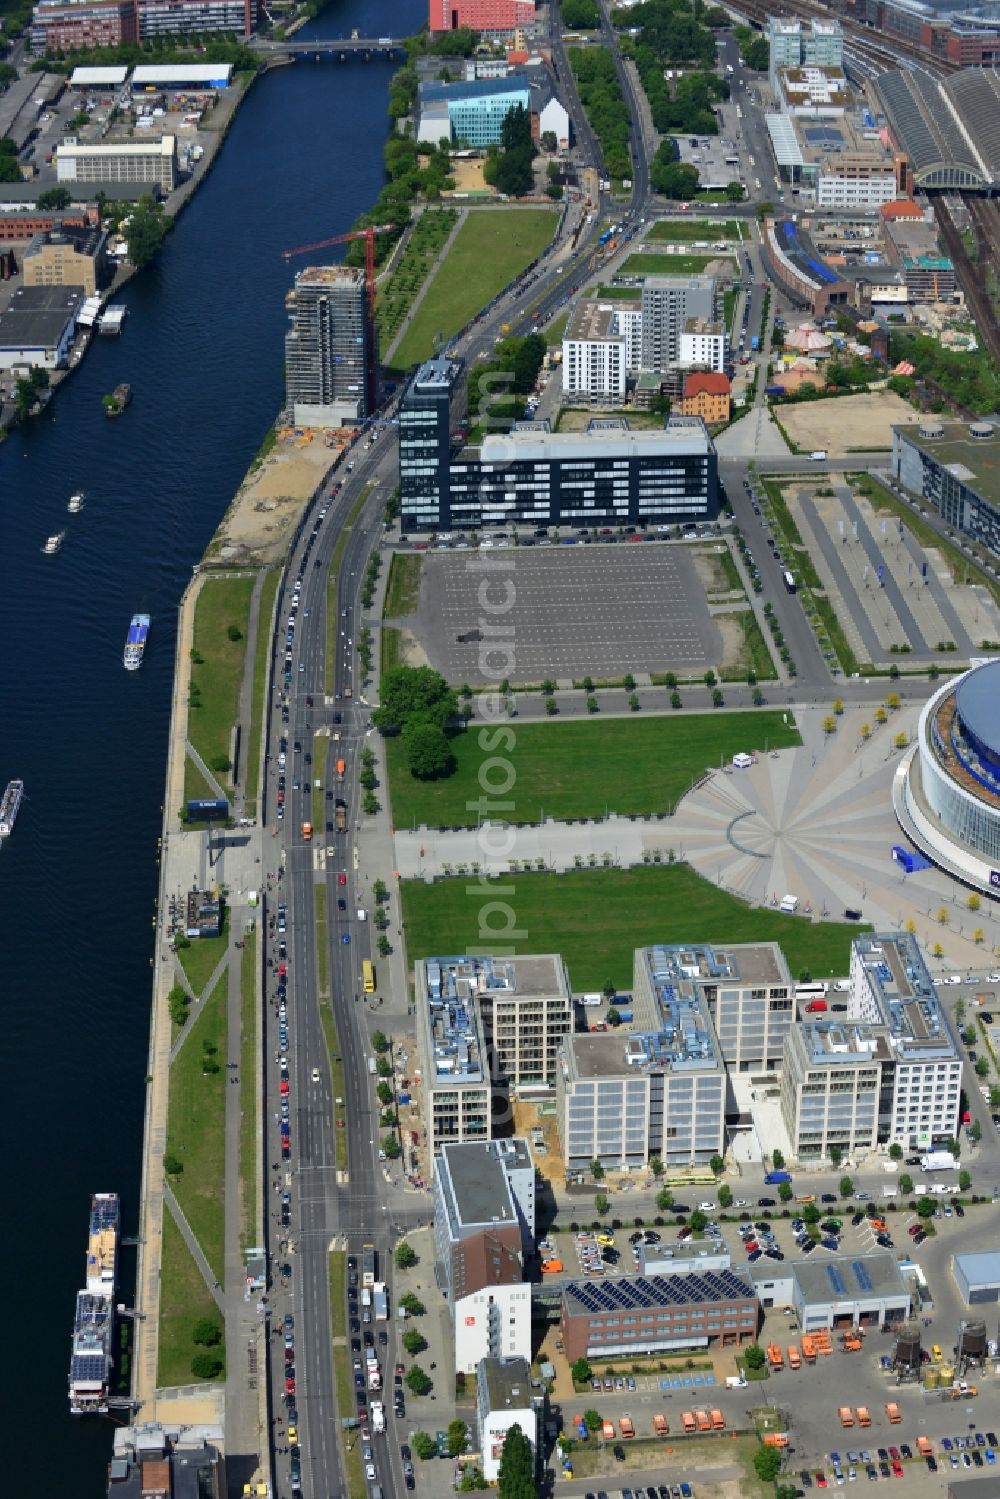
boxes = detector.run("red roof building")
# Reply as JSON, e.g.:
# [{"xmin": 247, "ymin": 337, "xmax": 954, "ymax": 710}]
[{"xmin": 680, "ymin": 371, "xmax": 730, "ymax": 424}]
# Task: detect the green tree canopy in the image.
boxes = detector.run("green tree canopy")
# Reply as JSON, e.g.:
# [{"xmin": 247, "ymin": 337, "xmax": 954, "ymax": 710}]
[
  {"xmin": 373, "ymin": 664, "xmax": 458, "ymax": 734},
  {"xmin": 447, "ymin": 1418, "xmax": 469, "ymax": 1457},
  {"xmin": 403, "ymin": 717, "xmax": 455, "ymax": 780},
  {"xmin": 497, "ymin": 1422, "xmax": 535, "ymax": 1499}
]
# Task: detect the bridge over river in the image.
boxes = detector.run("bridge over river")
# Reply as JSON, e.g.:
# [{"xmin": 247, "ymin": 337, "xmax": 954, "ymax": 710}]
[{"xmin": 253, "ymin": 36, "xmax": 404, "ymax": 60}]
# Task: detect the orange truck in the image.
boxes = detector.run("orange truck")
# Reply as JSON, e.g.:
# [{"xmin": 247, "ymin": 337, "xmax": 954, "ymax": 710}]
[
  {"xmin": 711, "ymin": 1410, "xmax": 725, "ymax": 1430},
  {"xmin": 885, "ymin": 1403, "xmax": 902, "ymax": 1425},
  {"xmin": 620, "ymin": 1416, "xmax": 634, "ymax": 1439},
  {"xmin": 839, "ymin": 1407, "xmax": 855, "ymax": 1428},
  {"xmin": 857, "ymin": 1407, "xmax": 872, "ymax": 1428},
  {"xmin": 916, "ymin": 1437, "xmax": 933, "ymax": 1457},
  {"xmin": 767, "ymin": 1344, "xmax": 784, "ymax": 1370},
  {"xmin": 301, "ymin": 820, "xmax": 313, "ymax": 841},
  {"xmin": 842, "ymin": 1332, "xmax": 863, "ymax": 1352},
  {"xmin": 336, "ymin": 758, "xmax": 346, "ymax": 781},
  {"xmin": 763, "ymin": 1432, "xmax": 790, "ymax": 1448},
  {"xmin": 695, "ymin": 1410, "xmax": 711, "ymax": 1432},
  {"xmin": 540, "ymin": 1258, "xmax": 563, "ymax": 1274},
  {"xmin": 681, "ymin": 1412, "xmax": 696, "ymax": 1434},
  {"xmin": 653, "ymin": 1414, "xmax": 669, "ymax": 1437},
  {"xmin": 602, "ymin": 1420, "xmax": 615, "ymax": 1440},
  {"xmin": 801, "ymin": 1335, "xmax": 817, "ymax": 1363},
  {"xmin": 787, "ymin": 1345, "xmax": 801, "ymax": 1369}
]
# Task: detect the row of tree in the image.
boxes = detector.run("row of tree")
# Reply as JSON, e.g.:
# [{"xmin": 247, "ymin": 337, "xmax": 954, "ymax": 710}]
[{"xmin": 567, "ymin": 47, "xmax": 632, "ymax": 181}]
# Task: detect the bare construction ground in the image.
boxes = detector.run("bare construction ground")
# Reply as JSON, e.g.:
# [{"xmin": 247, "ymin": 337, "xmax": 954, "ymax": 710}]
[
  {"xmin": 409, "ymin": 543, "xmax": 730, "ymax": 684},
  {"xmin": 206, "ymin": 426, "xmax": 348, "ymax": 566},
  {"xmin": 776, "ymin": 390, "xmax": 921, "ymax": 454}
]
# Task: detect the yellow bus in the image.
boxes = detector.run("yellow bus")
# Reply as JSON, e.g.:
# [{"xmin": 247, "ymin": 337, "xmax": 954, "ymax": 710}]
[{"xmin": 362, "ymin": 959, "xmax": 376, "ymax": 994}]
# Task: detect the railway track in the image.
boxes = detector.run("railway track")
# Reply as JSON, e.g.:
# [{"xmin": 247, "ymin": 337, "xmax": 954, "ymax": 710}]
[{"xmin": 932, "ymin": 195, "xmax": 1000, "ymax": 367}]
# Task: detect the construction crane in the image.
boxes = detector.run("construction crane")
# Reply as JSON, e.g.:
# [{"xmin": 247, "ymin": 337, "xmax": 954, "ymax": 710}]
[{"xmin": 283, "ymin": 224, "xmax": 396, "ymax": 416}]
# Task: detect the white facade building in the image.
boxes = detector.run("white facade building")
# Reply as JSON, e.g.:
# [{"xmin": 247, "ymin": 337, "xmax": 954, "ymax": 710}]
[
  {"xmin": 55, "ymin": 137, "xmax": 176, "ymax": 192},
  {"xmin": 817, "ymin": 170, "xmax": 897, "ymax": 208},
  {"xmin": 563, "ymin": 301, "xmax": 626, "ymax": 402},
  {"xmin": 454, "ymin": 1283, "xmax": 532, "ymax": 1373},
  {"xmin": 538, "ymin": 94, "xmax": 570, "ymax": 149},
  {"xmin": 679, "ymin": 317, "xmax": 727, "ymax": 373},
  {"xmin": 476, "ymin": 1358, "xmax": 539, "ymax": 1483}
]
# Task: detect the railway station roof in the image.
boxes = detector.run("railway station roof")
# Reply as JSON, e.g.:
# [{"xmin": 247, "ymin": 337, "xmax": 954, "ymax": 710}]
[{"xmin": 877, "ymin": 67, "xmax": 988, "ymax": 189}]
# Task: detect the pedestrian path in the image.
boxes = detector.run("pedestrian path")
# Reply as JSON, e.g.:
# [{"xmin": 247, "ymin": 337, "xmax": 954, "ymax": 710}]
[
  {"xmin": 383, "ymin": 208, "xmax": 468, "ymax": 366},
  {"xmin": 185, "ymin": 739, "xmax": 228, "ymax": 802},
  {"xmin": 168, "ymin": 948, "xmax": 230, "ymax": 1064},
  {"xmin": 164, "ymin": 1186, "xmax": 226, "ymax": 1315}
]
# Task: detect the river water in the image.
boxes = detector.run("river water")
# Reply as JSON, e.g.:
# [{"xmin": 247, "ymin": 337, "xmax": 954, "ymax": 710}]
[{"xmin": 0, "ymin": 0, "xmax": 421, "ymax": 1484}]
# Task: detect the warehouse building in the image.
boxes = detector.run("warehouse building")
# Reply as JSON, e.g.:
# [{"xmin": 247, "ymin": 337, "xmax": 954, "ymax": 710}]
[
  {"xmin": 790, "ymin": 1251, "xmax": 911, "ymax": 1331},
  {"xmin": 953, "ymin": 1251, "xmax": 1000, "ymax": 1305},
  {"xmin": 55, "ymin": 137, "xmax": 176, "ymax": 194},
  {"xmin": 638, "ymin": 1240, "xmax": 732, "ymax": 1277},
  {"xmin": 0, "ymin": 283, "xmax": 84, "ymax": 370},
  {"xmin": 23, "ymin": 224, "xmax": 107, "ymax": 295},
  {"xmin": 559, "ymin": 1269, "xmax": 758, "ymax": 1361}
]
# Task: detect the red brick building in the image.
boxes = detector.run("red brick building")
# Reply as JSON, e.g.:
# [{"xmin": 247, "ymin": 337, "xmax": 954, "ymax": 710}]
[
  {"xmin": 428, "ymin": 0, "xmax": 535, "ymax": 37},
  {"xmin": 680, "ymin": 371, "xmax": 731, "ymax": 424},
  {"xmin": 560, "ymin": 1271, "xmax": 758, "ymax": 1363}
]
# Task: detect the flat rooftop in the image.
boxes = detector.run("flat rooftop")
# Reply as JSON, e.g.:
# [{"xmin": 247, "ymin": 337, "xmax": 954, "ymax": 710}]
[
  {"xmin": 563, "ymin": 1268, "xmax": 755, "ymax": 1318},
  {"xmin": 295, "ymin": 264, "xmax": 365, "ymax": 288},
  {"xmin": 478, "ymin": 1356, "xmax": 533, "ymax": 1410},
  {"xmin": 897, "ymin": 419, "xmax": 1000, "ymax": 508},
  {"xmin": 475, "ymin": 416, "xmax": 714, "ymax": 464},
  {"xmin": 799, "ymin": 1020, "xmax": 889, "ymax": 1065},
  {"xmin": 639, "ymin": 1239, "xmax": 732, "ymax": 1273},
  {"xmin": 953, "ymin": 1249, "xmax": 1000, "ymax": 1286},
  {"xmin": 438, "ymin": 1140, "xmax": 520, "ymax": 1231},
  {"xmin": 791, "ymin": 1249, "xmax": 908, "ymax": 1305},
  {"xmin": 855, "ymin": 931, "xmax": 957, "ymax": 1059},
  {"xmin": 0, "ymin": 283, "xmax": 84, "ymax": 349},
  {"xmin": 567, "ymin": 300, "xmax": 621, "ymax": 341}
]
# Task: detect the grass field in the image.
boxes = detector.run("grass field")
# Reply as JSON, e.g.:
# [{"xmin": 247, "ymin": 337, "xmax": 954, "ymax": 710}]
[
  {"xmin": 618, "ymin": 252, "xmax": 733, "ymax": 277},
  {"xmin": 383, "ymin": 553, "xmax": 422, "ymax": 618},
  {"xmin": 392, "ymin": 208, "xmax": 557, "ymax": 368},
  {"xmin": 157, "ymin": 1209, "xmax": 225, "ymax": 1388},
  {"xmin": 244, "ymin": 568, "xmax": 280, "ymax": 818},
  {"xmin": 182, "ymin": 754, "xmax": 217, "ymax": 815},
  {"xmin": 380, "ymin": 625, "xmax": 403, "ymax": 675},
  {"xmin": 386, "ymin": 711, "xmax": 800, "ymax": 827},
  {"xmin": 721, "ymin": 609, "xmax": 778, "ymax": 682},
  {"xmin": 401, "ymin": 865, "xmax": 864, "ymax": 989},
  {"xmin": 596, "ymin": 283, "xmax": 646, "ymax": 300},
  {"xmin": 167, "ymin": 966, "xmax": 228, "ymax": 1282},
  {"xmin": 239, "ymin": 941, "xmax": 257, "ymax": 1249},
  {"xmin": 176, "ymin": 913, "xmax": 228, "ymax": 997},
  {"xmin": 647, "ymin": 218, "xmax": 742, "ymax": 242},
  {"xmin": 187, "ymin": 574, "xmax": 254, "ymax": 790}
]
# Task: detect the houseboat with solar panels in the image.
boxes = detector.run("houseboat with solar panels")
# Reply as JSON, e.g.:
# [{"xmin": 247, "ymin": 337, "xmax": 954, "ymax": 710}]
[
  {"xmin": 0, "ymin": 779, "xmax": 22, "ymax": 838},
  {"xmin": 68, "ymin": 1192, "xmax": 119, "ymax": 1415},
  {"xmin": 123, "ymin": 613, "xmax": 150, "ymax": 671}
]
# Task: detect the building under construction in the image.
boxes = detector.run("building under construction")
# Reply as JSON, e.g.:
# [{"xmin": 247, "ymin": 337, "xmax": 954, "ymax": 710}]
[{"xmin": 284, "ymin": 264, "xmax": 368, "ymax": 428}]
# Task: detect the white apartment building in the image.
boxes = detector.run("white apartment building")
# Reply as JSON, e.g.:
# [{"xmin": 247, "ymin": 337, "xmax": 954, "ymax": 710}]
[
  {"xmin": 849, "ymin": 932, "xmax": 961, "ymax": 1149},
  {"xmin": 563, "ymin": 301, "xmax": 626, "ymax": 403},
  {"xmin": 678, "ymin": 317, "xmax": 727, "ymax": 374},
  {"xmin": 476, "ymin": 1358, "xmax": 539, "ymax": 1483},
  {"xmin": 816, "ymin": 169, "xmax": 897, "ymax": 208},
  {"xmin": 454, "ymin": 1282, "xmax": 532, "ymax": 1374},
  {"xmin": 55, "ymin": 137, "xmax": 176, "ymax": 192}
]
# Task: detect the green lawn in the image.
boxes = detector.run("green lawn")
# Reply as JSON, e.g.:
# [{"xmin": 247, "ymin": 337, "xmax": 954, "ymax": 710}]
[
  {"xmin": 647, "ymin": 218, "xmax": 742, "ymax": 242},
  {"xmin": 182, "ymin": 754, "xmax": 217, "ymax": 817},
  {"xmin": 618, "ymin": 252, "xmax": 734, "ymax": 277},
  {"xmin": 244, "ymin": 568, "xmax": 280, "ymax": 818},
  {"xmin": 381, "ymin": 625, "xmax": 403, "ymax": 675},
  {"xmin": 157, "ymin": 1209, "xmax": 225, "ymax": 1388},
  {"xmin": 386, "ymin": 711, "xmax": 800, "ymax": 827},
  {"xmin": 545, "ymin": 311, "xmax": 569, "ymax": 347},
  {"xmin": 175, "ymin": 912, "xmax": 228, "ymax": 997},
  {"xmin": 392, "ymin": 208, "xmax": 557, "ymax": 368},
  {"xmin": 383, "ymin": 553, "xmax": 423, "ymax": 618},
  {"xmin": 167, "ymin": 966, "xmax": 228, "ymax": 1283},
  {"xmin": 401, "ymin": 865, "xmax": 865, "ymax": 989},
  {"xmin": 187, "ymin": 574, "xmax": 254, "ymax": 790},
  {"xmin": 595, "ymin": 284, "xmax": 644, "ymax": 300},
  {"xmin": 239, "ymin": 941, "xmax": 257, "ymax": 1250}
]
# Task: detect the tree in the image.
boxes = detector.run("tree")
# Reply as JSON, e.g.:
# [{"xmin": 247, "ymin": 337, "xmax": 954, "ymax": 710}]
[
  {"xmin": 38, "ymin": 186, "xmax": 72, "ymax": 210},
  {"xmin": 649, "ymin": 1156, "xmax": 664, "ymax": 1178},
  {"xmin": 829, "ymin": 1144, "xmax": 844, "ymax": 1168},
  {"xmin": 571, "ymin": 1357, "xmax": 592, "ymax": 1385},
  {"xmin": 583, "ymin": 1409, "xmax": 602, "ymax": 1432},
  {"xmin": 498, "ymin": 1423, "xmax": 535, "ymax": 1499},
  {"xmin": 753, "ymin": 1447, "xmax": 782, "ymax": 1483},
  {"xmin": 164, "ymin": 1153, "xmax": 184, "ymax": 1178},
  {"xmin": 459, "ymin": 1468, "xmax": 488, "ymax": 1491},
  {"xmin": 772, "ymin": 1150, "xmax": 785, "ymax": 1170},
  {"xmin": 405, "ymin": 1364, "xmax": 432, "ymax": 1395},
  {"xmin": 493, "ymin": 102, "xmax": 535, "ymax": 196},
  {"xmin": 541, "ymin": 129, "xmax": 558, "ymax": 151},
  {"xmin": 372, "ymin": 1029, "xmax": 390, "ymax": 1054},
  {"xmin": 372, "ymin": 664, "xmax": 457, "ymax": 735},
  {"xmin": 778, "ymin": 1181, "xmax": 793, "ymax": 1203},
  {"xmin": 724, "ymin": 179, "xmax": 744, "ymax": 202},
  {"xmin": 656, "ymin": 1186, "xmax": 674, "ymax": 1212},
  {"xmin": 689, "ymin": 1208, "xmax": 707, "ymax": 1233},
  {"xmin": 448, "ymin": 1419, "xmax": 469, "ymax": 1458},
  {"xmin": 969, "ymin": 1120, "xmax": 982, "ymax": 1143},
  {"xmin": 124, "ymin": 194, "xmax": 172, "ymax": 269},
  {"xmin": 916, "ymin": 1196, "xmax": 936, "ymax": 1220},
  {"xmin": 803, "ymin": 1202, "xmax": 821, "ymax": 1225},
  {"xmin": 605, "ymin": 1005, "xmax": 622, "ymax": 1027},
  {"xmin": 372, "ymin": 877, "xmax": 388, "ymax": 903},
  {"xmin": 718, "ymin": 1184, "xmax": 733, "ymax": 1209},
  {"xmin": 591, "ymin": 1159, "xmax": 605, "ymax": 1181},
  {"xmin": 382, "ymin": 1133, "xmax": 401, "ymax": 1159},
  {"xmin": 376, "ymin": 1055, "xmax": 392, "ymax": 1078},
  {"xmin": 595, "ymin": 1192, "xmax": 609, "ymax": 1216},
  {"xmin": 403, "ymin": 717, "xmax": 454, "ymax": 779},
  {"xmin": 413, "ymin": 1431, "xmax": 437, "ymax": 1460},
  {"xmin": 399, "ymin": 1292, "xmax": 425, "ymax": 1316},
  {"xmin": 969, "ymin": 892, "xmax": 982, "ymax": 912},
  {"xmin": 395, "ymin": 1240, "xmax": 417, "ymax": 1270},
  {"xmin": 839, "ymin": 1175, "xmax": 854, "ymax": 1198},
  {"xmin": 191, "ymin": 1351, "xmax": 224, "ymax": 1379},
  {"xmin": 710, "ymin": 1153, "xmax": 725, "ymax": 1177},
  {"xmin": 976, "ymin": 1056, "xmax": 991, "ymax": 1078},
  {"xmin": 898, "ymin": 1174, "xmax": 913, "ymax": 1195},
  {"xmin": 192, "ymin": 1316, "xmax": 222, "ymax": 1347},
  {"xmin": 650, "ymin": 145, "xmax": 700, "ymax": 200},
  {"xmin": 889, "ymin": 1143, "xmax": 903, "ymax": 1161},
  {"xmin": 959, "ymin": 1169, "xmax": 972, "ymax": 1190},
  {"xmin": 377, "ymin": 1081, "xmax": 393, "ymax": 1106},
  {"xmin": 403, "ymin": 1326, "xmax": 428, "ymax": 1356},
  {"xmin": 744, "ymin": 1343, "xmax": 766, "ymax": 1370}
]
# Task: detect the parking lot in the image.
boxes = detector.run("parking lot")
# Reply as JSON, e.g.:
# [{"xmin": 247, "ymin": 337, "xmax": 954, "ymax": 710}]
[{"xmin": 409, "ymin": 542, "xmax": 727, "ymax": 684}]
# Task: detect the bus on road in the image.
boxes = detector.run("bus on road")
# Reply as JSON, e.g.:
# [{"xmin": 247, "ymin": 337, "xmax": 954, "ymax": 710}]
[
  {"xmin": 783, "ymin": 570, "xmax": 797, "ymax": 594},
  {"xmin": 362, "ymin": 959, "xmax": 376, "ymax": 994}
]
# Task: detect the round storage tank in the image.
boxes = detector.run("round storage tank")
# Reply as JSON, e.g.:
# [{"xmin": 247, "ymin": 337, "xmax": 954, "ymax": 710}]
[
  {"xmin": 940, "ymin": 1363, "xmax": 955, "ymax": 1388},
  {"xmin": 919, "ymin": 421, "xmax": 944, "ymax": 440},
  {"xmin": 894, "ymin": 1324, "xmax": 922, "ymax": 1369},
  {"xmin": 969, "ymin": 422, "xmax": 993, "ymax": 440},
  {"xmin": 924, "ymin": 1367, "xmax": 940, "ymax": 1390},
  {"xmin": 958, "ymin": 1321, "xmax": 988, "ymax": 1359}
]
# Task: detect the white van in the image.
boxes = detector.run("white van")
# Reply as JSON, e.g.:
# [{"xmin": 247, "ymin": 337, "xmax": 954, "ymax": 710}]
[
  {"xmin": 357, "ymin": 908, "xmax": 367, "ymax": 922},
  {"xmin": 581, "ymin": 993, "xmax": 603, "ymax": 1007}
]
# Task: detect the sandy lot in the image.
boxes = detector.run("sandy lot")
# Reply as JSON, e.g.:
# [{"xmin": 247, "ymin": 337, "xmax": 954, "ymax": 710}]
[
  {"xmin": 445, "ymin": 157, "xmax": 494, "ymax": 195},
  {"xmin": 776, "ymin": 390, "xmax": 921, "ymax": 454},
  {"xmin": 206, "ymin": 426, "xmax": 349, "ymax": 566}
]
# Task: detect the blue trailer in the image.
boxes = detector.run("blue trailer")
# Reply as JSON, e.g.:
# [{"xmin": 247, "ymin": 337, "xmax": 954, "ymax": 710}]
[{"xmin": 751, "ymin": 334, "xmax": 760, "ymax": 352}]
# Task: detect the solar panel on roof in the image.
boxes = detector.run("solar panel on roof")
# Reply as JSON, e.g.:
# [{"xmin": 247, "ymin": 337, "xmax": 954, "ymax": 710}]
[
  {"xmin": 827, "ymin": 1265, "xmax": 847, "ymax": 1296},
  {"xmin": 853, "ymin": 1260, "xmax": 874, "ymax": 1293}
]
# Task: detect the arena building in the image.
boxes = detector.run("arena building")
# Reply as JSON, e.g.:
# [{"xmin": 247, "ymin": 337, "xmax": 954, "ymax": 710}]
[{"xmin": 894, "ymin": 658, "xmax": 1000, "ymax": 893}]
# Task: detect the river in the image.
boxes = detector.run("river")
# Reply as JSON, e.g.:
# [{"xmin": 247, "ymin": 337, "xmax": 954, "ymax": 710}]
[{"xmin": 0, "ymin": 0, "xmax": 421, "ymax": 1485}]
